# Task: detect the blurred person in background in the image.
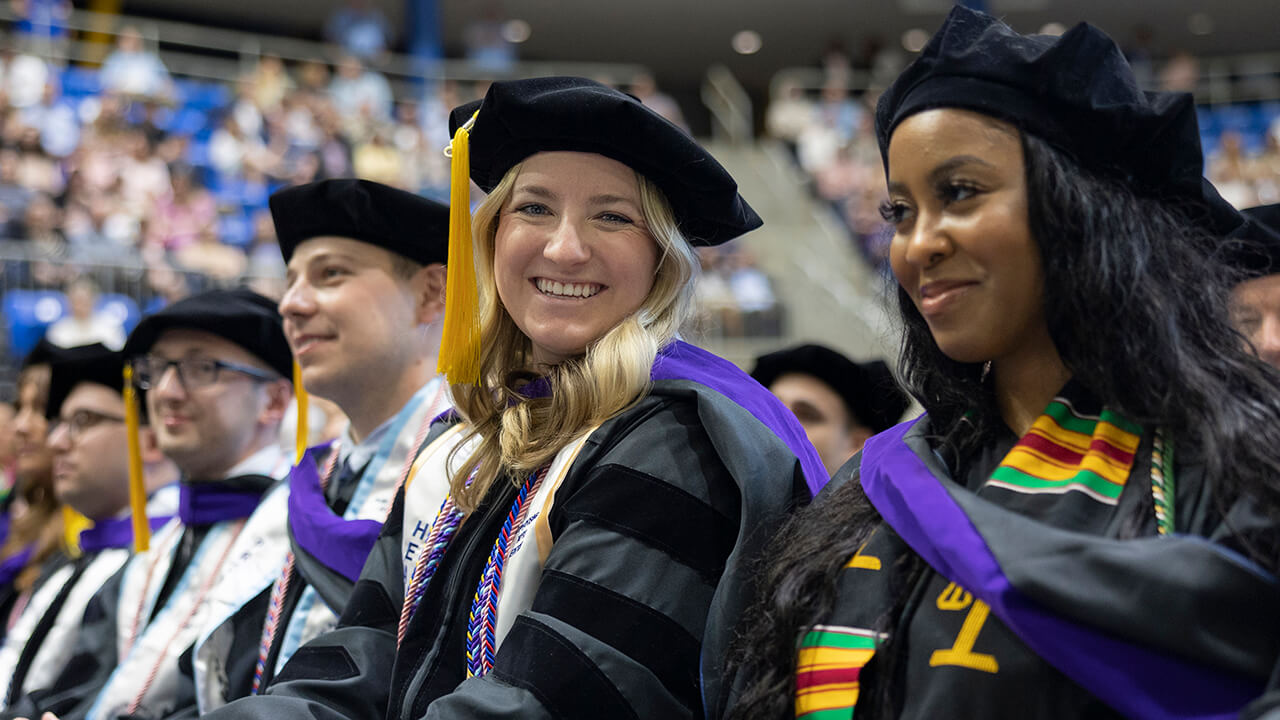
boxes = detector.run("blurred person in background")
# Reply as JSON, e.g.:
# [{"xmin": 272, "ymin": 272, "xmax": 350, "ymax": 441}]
[
  {"xmin": 145, "ymin": 163, "xmax": 216, "ymax": 252},
  {"xmin": 116, "ymin": 129, "xmax": 170, "ymax": 223},
  {"xmin": 1228, "ymin": 204, "xmax": 1280, "ymax": 368},
  {"xmin": 1210, "ymin": 131, "xmax": 1259, "ymax": 208},
  {"xmin": 324, "ymin": 0, "xmax": 391, "ymax": 61},
  {"xmin": 245, "ymin": 55, "xmax": 293, "ymax": 116},
  {"xmin": 351, "ymin": 125, "xmax": 402, "ymax": 188},
  {"xmin": 21, "ymin": 81, "xmax": 80, "ymax": 160},
  {"xmin": 172, "ymin": 225, "xmax": 247, "ymax": 284},
  {"xmin": 0, "ymin": 344, "xmax": 178, "ymax": 708},
  {"xmin": 2, "ymin": 49, "xmax": 49, "ymax": 112},
  {"xmin": 752, "ymin": 345, "xmax": 910, "ymax": 476},
  {"xmin": 14, "ymin": 125, "xmax": 61, "ymax": 196},
  {"xmin": 0, "ymin": 149, "xmax": 34, "ymax": 237},
  {"xmin": 99, "ymin": 26, "xmax": 172, "ymax": 101},
  {"xmin": 463, "ymin": 3, "xmax": 517, "ymax": 72},
  {"xmin": 629, "ymin": 72, "xmax": 688, "ymax": 133},
  {"xmin": 0, "ymin": 402, "xmax": 16, "ymax": 498},
  {"xmin": 16, "ymin": 193, "xmax": 65, "ymax": 260},
  {"xmin": 46, "ymin": 276, "xmax": 125, "ymax": 351},
  {"xmin": 142, "ymin": 261, "xmax": 193, "ymax": 314},
  {"xmin": 1, "ymin": 341, "xmax": 67, "ymax": 643},
  {"xmin": 328, "ymin": 55, "xmax": 391, "ymax": 137},
  {"xmin": 10, "ymin": 0, "xmax": 72, "ymax": 50},
  {"xmin": 765, "ymin": 80, "xmax": 814, "ymax": 155},
  {"xmin": 726, "ymin": 249, "xmax": 780, "ymax": 336}
]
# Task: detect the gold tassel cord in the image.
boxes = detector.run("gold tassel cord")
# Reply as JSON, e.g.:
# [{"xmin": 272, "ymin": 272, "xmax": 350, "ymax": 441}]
[
  {"xmin": 62, "ymin": 506, "xmax": 91, "ymax": 558},
  {"xmin": 294, "ymin": 362, "xmax": 309, "ymax": 464},
  {"xmin": 123, "ymin": 365, "xmax": 150, "ymax": 552},
  {"xmin": 437, "ymin": 112, "xmax": 482, "ymax": 386}
]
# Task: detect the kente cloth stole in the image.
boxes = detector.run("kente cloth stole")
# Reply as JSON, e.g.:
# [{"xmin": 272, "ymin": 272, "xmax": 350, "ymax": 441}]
[
  {"xmin": 794, "ymin": 396, "xmax": 1143, "ymax": 719},
  {"xmin": 986, "ymin": 398, "xmax": 1141, "ymax": 505},
  {"xmin": 795, "ymin": 625, "xmax": 878, "ymax": 719}
]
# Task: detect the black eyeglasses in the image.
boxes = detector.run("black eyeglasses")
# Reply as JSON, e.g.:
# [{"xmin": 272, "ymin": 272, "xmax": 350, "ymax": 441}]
[
  {"xmin": 52, "ymin": 409, "xmax": 125, "ymax": 441},
  {"xmin": 132, "ymin": 355, "xmax": 278, "ymax": 390}
]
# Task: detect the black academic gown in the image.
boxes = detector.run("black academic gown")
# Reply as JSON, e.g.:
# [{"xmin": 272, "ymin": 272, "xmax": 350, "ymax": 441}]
[
  {"xmin": 2, "ymin": 475, "xmax": 280, "ymax": 720},
  {"xmin": 204, "ymin": 377, "xmax": 814, "ymax": 720},
  {"xmin": 798, "ymin": 412, "xmax": 1280, "ymax": 719}
]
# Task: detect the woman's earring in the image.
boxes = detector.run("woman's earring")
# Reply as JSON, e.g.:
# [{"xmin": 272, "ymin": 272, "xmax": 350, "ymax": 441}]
[{"xmin": 981, "ymin": 360, "xmax": 992, "ymax": 381}]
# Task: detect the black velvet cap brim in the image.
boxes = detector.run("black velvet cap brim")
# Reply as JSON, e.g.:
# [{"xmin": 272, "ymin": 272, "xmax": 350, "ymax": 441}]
[
  {"xmin": 448, "ymin": 77, "xmax": 762, "ymax": 246},
  {"xmin": 46, "ymin": 342, "xmax": 124, "ymax": 420},
  {"xmin": 123, "ymin": 288, "xmax": 293, "ymax": 381},
  {"xmin": 751, "ymin": 344, "xmax": 910, "ymax": 433},
  {"xmin": 270, "ymin": 179, "xmax": 450, "ymax": 266}
]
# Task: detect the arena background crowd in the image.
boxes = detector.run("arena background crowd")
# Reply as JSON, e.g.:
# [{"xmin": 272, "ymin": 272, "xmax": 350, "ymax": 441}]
[{"xmin": 0, "ymin": 0, "xmax": 1276, "ymax": 398}]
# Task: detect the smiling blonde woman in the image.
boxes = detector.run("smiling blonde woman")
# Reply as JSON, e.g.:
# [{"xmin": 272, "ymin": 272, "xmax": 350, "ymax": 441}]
[{"xmin": 203, "ymin": 76, "xmax": 826, "ymax": 720}]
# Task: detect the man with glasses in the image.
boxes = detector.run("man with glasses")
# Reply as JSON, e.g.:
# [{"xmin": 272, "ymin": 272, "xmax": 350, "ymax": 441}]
[
  {"xmin": 4, "ymin": 289, "xmax": 294, "ymax": 720},
  {"xmin": 0, "ymin": 343, "xmax": 179, "ymax": 710}
]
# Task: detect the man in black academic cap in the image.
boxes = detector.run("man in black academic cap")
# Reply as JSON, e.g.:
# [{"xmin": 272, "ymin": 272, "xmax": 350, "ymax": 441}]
[
  {"xmin": 752, "ymin": 343, "xmax": 910, "ymax": 476},
  {"xmin": 4, "ymin": 289, "xmax": 294, "ymax": 720},
  {"xmin": 0, "ymin": 344, "xmax": 179, "ymax": 708},
  {"xmin": 237, "ymin": 179, "xmax": 451, "ymax": 696},
  {"xmin": 1229, "ymin": 204, "xmax": 1280, "ymax": 368}
]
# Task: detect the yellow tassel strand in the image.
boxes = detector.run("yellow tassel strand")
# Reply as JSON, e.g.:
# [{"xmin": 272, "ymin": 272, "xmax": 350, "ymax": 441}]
[
  {"xmin": 293, "ymin": 362, "xmax": 309, "ymax": 464},
  {"xmin": 62, "ymin": 506, "xmax": 91, "ymax": 558},
  {"xmin": 123, "ymin": 365, "xmax": 150, "ymax": 551},
  {"xmin": 436, "ymin": 112, "xmax": 482, "ymax": 386}
]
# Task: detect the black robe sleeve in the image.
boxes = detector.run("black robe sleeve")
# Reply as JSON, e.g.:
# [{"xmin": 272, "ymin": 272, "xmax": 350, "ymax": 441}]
[
  {"xmin": 198, "ymin": 489, "xmax": 408, "ymax": 720},
  {"xmin": 204, "ymin": 390, "xmax": 807, "ymax": 720},
  {"xmin": 2, "ymin": 563, "xmax": 125, "ymax": 720}
]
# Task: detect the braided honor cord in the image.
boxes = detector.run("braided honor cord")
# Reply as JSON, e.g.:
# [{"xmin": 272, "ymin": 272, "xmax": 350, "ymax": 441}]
[
  {"xmin": 465, "ymin": 465, "xmax": 549, "ymax": 677},
  {"xmin": 250, "ymin": 445, "xmax": 342, "ymax": 694},
  {"xmin": 397, "ymin": 495, "xmax": 465, "ymax": 647}
]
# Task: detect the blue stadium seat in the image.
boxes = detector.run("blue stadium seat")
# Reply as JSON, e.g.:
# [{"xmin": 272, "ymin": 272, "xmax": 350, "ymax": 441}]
[
  {"xmin": 187, "ymin": 138, "xmax": 212, "ymax": 168},
  {"xmin": 96, "ymin": 293, "xmax": 141, "ymax": 335},
  {"xmin": 171, "ymin": 107, "xmax": 210, "ymax": 137},
  {"xmin": 3, "ymin": 289, "xmax": 68, "ymax": 359},
  {"xmin": 60, "ymin": 66, "xmax": 101, "ymax": 98},
  {"xmin": 218, "ymin": 211, "xmax": 254, "ymax": 248},
  {"xmin": 1196, "ymin": 106, "xmax": 1219, "ymax": 136},
  {"xmin": 1259, "ymin": 101, "xmax": 1280, "ymax": 131},
  {"xmin": 1213, "ymin": 104, "xmax": 1256, "ymax": 134},
  {"xmin": 179, "ymin": 81, "xmax": 231, "ymax": 112},
  {"xmin": 214, "ymin": 177, "xmax": 248, "ymax": 208}
]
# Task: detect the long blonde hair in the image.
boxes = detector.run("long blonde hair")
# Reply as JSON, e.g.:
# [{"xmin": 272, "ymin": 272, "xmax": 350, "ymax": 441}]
[{"xmin": 447, "ymin": 159, "xmax": 699, "ymax": 511}]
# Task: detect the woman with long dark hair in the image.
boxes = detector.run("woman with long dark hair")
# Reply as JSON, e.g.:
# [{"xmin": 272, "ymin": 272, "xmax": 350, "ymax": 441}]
[{"xmin": 727, "ymin": 8, "xmax": 1280, "ymax": 719}]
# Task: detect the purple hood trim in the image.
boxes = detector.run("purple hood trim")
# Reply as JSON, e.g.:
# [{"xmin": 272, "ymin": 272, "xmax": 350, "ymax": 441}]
[
  {"xmin": 288, "ymin": 441, "xmax": 383, "ymax": 583},
  {"xmin": 860, "ymin": 418, "xmax": 1259, "ymax": 720}
]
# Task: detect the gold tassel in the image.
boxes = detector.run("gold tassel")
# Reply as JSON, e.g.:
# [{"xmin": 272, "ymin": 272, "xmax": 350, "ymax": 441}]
[
  {"xmin": 62, "ymin": 506, "xmax": 91, "ymax": 558},
  {"xmin": 436, "ymin": 112, "xmax": 482, "ymax": 386},
  {"xmin": 123, "ymin": 365, "xmax": 150, "ymax": 551},
  {"xmin": 293, "ymin": 362, "xmax": 309, "ymax": 464}
]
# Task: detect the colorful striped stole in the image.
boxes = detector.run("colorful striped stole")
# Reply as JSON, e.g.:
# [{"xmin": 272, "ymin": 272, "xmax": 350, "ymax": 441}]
[
  {"xmin": 795, "ymin": 625, "xmax": 878, "ymax": 719},
  {"xmin": 986, "ymin": 397, "xmax": 1141, "ymax": 504}
]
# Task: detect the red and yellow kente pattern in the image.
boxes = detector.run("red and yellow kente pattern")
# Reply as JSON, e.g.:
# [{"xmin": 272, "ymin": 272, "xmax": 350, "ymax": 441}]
[
  {"xmin": 795, "ymin": 625, "xmax": 878, "ymax": 719},
  {"xmin": 987, "ymin": 398, "xmax": 1142, "ymax": 504}
]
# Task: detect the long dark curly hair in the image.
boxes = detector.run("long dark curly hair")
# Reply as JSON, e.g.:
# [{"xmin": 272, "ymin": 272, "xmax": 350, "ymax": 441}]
[{"xmin": 722, "ymin": 130, "xmax": 1280, "ymax": 720}]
